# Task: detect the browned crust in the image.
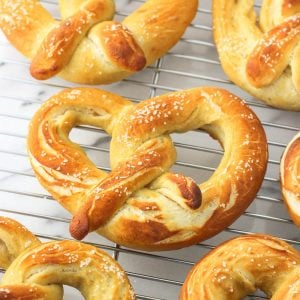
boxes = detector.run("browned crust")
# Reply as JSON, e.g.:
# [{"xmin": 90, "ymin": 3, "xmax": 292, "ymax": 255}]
[
  {"xmin": 0, "ymin": 0, "xmax": 198, "ymax": 84},
  {"xmin": 246, "ymin": 14, "xmax": 300, "ymax": 87},
  {"xmin": 1, "ymin": 239, "xmax": 135, "ymax": 299},
  {"xmin": 30, "ymin": 0, "xmax": 115, "ymax": 80},
  {"xmin": 100, "ymin": 22, "xmax": 146, "ymax": 72},
  {"xmin": 282, "ymin": 0, "xmax": 300, "ymax": 17},
  {"xmin": 280, "ymin": 133, "xmax": 300, "ymax": 226},
  {"xmin": 28, "ymin": 87, "xmax": 268, "ymax": 251},
  {"xmin": 0, "ymin": 285, "xmax": 46, "ymax": 300},
  {"xmin": 0, "ymin": 216, "xmax": 40, "ymax": 269},
  {"xmin": 180, "ymin": 234, "xmax": 300, "ymax": 299},
  {"xmin": 167, "ymin": 173, "xmax": 201, "ymax": 209},
  {"xmin": 212, "ymin": 0, "xmax": 300, "ymax": 110}
]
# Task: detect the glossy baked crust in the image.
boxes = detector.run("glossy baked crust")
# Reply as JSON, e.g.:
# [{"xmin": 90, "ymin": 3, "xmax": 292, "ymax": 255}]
[
  {"xmin": 28, "ymin": 87, "xmax": 268, "ymax": 250},
  {"xmin": 213, "ymin": 0, "xmax": 300, "ymax": 110},
  {"xmin": 0, "ymin": 216, "xmax": 135, "ymax": 299},
  {"xmin": 280, "ymin": 132, "xmax": 300, "ymax": 226},
  {"xmin": 180, "ymin": 234, "xmax": 300, "ymax": 299},
  {"xmin": 0, "ymin": 0, "xmax": 198, "ymax": 84}
]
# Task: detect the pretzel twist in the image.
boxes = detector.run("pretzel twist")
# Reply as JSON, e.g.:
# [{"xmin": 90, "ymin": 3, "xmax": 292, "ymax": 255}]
[
  {"xmin": 180, "ymin": 234, "xmax": 300, "ymax": 299},
  {"xmin": 0, "ymin": 0, "xmax": 198, "ymax": 84},
  {"xmin": 280, "ymin": 132, "xmax": 300, "ymax": 226},
  {"xmin": 213, "ymin": 0, "xmax": 300, "ymax": 110},
  {"xmin": 0, "ymin": 216, "xmax": 135, "ymax": 299},
  {"xmin": 28, "ymin": 87, "xmax": 268, "ymax": 250}
]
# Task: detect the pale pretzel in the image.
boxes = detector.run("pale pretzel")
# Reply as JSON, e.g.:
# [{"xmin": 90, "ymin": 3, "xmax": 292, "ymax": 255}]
[
  {"xmin": 0, "ymin": 216, "xmax": 135, "ymax": 299},
  {"xmin": 213, "ymin": 0, "xmax": 300, "ymax": 110},
  {"xmin": 27, "ymin": 87, "xmax": 268, "ymax": 251},
  {"xmin": 280, "ymin": 132, "xmax": 300, "ymax": 226},
  {"xmin": 0, "ymin": 0, "xmax": 198, "ymax": 84},
  {"xmin": 180, "ymin": 234, "xmax": 300, "ymax": 299}
]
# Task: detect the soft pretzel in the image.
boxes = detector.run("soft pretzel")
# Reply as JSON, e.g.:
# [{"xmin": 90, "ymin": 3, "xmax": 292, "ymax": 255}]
[
  {"xmin": 27, "ymin": 87, "xmax": 268, "ymax": 251},
  {"xmin": 0, "ymin": 0, "xmax": 198, "ymax": 84},
  {"xmin": 280, "ymin": 132, "xmax": 300, "ymax": 226},
  {"xmin": 180, "ymin": 234, "xmax": 300, "ymax": 299},
  {"xmin": 0, "ymin": 216, "xmax": 63, "ymax": 299},
  {"xmin": 0, "ymin": 216, "xmax": 135, "ymax": 299},
  {"xmin": 213, "ymin": 0, "xmax": 300, "ymax": 110},
  {"xmin": 0, "ymin": 216, "xmax": 40, "ymax": 268}
]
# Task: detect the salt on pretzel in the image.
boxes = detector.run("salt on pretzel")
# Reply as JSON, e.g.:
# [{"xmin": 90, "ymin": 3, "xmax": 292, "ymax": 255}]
[
  {"xmin": 0, "ymin": 216, "xmax": 40, "ymax": 268},
  {"xmin": 0, "ymin": 216, "xmax": 135, "ymax": 299},
  {"xmin": 180, "ymin": 234, "xmax": 300, "ymax": 299},
  {"xmin": 0, "ymin": 216, "xmax": 63, "ymax": 299},
  {"xmin": 280, "ymin": 132, "xmax": 300, "ymax": 226},
  {"xmin": 0, "ymin": 0, "xmax": 198, "ymax": 84},
  {"xmin": 213, "ymin": 0, "xmax": 300, "ymax": 110},
  {"xmin": 27, "ymin": 87, "xmax": 268, "ymax": 251}
]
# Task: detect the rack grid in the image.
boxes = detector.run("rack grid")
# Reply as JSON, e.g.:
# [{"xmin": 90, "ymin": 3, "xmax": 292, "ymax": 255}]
[{"xmin": 0, "ymin": 0, "xmax": 299, "ymax": 299}]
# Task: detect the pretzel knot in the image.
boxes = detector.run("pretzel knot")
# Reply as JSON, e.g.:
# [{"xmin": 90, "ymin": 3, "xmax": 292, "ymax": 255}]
[
  {"xmin": 213, "ymin": 0, "xmax": 300, "ymax": 110},
  {"xmin": 0, "ymin": 216, "xmax": 135, "ymax": 299},
  {"xmin": 0, "ymin": 0, "xmax": 198, "ymax": 84},
  {"xmin": 28, "ymin": 87, "xmax": 268, "ymax": 251},
  {"xmin": 180, "ymin": 234, "xmax": 300, "ymax": 299},
  {"xmin": 280, "ymin": 132, "xmax": 300, "ymax": 226}
]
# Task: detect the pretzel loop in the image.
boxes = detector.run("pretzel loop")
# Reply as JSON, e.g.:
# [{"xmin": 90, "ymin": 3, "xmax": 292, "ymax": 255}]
[
  {"xmin": 280, "ymin": 132, "xmax": 300, "ymax": 226},
  {"xmin": 30, "ymin": 0, "xmax": 117, "ymax": 79},
  {"xmin": 0, "ymin": 216, "xmax": 63, "ymax": 299},
  {"xmin": 0, "ymin": 216, "xmax": 135, "ymax": 299},
  {"xmin": 246, "ymin": 14, "xmax": 300, "ymax": 91},
  {"xmin": 1, "ymin": 240, "xmax": 135, "ymax": 299},
  {"xmin": 213, "ymin": 0, "xmax": 300, "ymax": 110},
  {"xmin": 180, "ymin": 234, "xmax": 300, "ymax": 299},
  {"xmin": 0, "ymin": 0, "xmax": 198, "ymax": 84},
  {"xmin": 28, "ymin": 87, "xmax": 268, "ymax": 250}
]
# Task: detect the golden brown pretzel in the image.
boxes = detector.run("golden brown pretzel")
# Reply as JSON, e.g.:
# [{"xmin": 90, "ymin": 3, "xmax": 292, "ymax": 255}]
[
  {"xmin": 0, "ymin": 0, "xmax": 198, "ymax": 84},
  {"xmin": 213, "ymin": 0, "xmax": 300, "ymax": 110},
  {"xmin": 0, "ymin": 216, "xmax": 135, "ymax": 299},
  {"xmin": 0, "ymin": 216, "xmax": 63, "ymax": 299},
  {"xmin": 280, "ymin": 132, "xmax": 300, "ymax": 226},
  {"xmin": 180, "ymin": 234, "xmax": 300, "ymax": 299},
  {"xmin": 27, "ymin": 87, "xmax": 268, "ymax": 251}
]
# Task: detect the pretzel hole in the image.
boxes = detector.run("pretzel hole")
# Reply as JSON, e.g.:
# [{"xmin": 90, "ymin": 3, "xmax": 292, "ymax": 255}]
[
  {"xmin": 69, "ymin": 127, "xmax": 111, "ymax": 168},
  {"xmin": 62, "ymin": 286, "xmax": 83, "ymax": 299},
  {"xmin": 171, "ymin": 130, "xmax": 223, "ymax": 183}
]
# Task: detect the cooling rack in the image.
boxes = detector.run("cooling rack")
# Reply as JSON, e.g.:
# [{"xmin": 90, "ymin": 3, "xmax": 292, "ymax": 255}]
[{"xmin": 0, "ymin": 0, "xmax": 299, "ymax": 299}]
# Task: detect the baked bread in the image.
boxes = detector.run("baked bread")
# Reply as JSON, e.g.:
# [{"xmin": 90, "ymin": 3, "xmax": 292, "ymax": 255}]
[
  {"xmin": 28, "ymin": 87, "xmax": 268, "ymax": 251},
  {"xmin": 0, "ymin": 0, "xmax": 198, "ymax": 84},
  {"xmin": 280, "ymin": 132, "xmax": 300, "ymax": 226},
  {"xmin": 180, "ymin": 234, "xmax": 300, "ymax": 299},
  {"xmin": 213, "ymin": 0, "xmax": 300, "ymax": 110},
  {"xmin": 0, "ymin": 216, "xmax": 135, "ymax": 299}
]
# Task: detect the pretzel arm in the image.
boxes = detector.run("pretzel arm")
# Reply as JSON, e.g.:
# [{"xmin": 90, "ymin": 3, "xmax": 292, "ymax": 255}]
[
  {"xmin": 0, "ymin": 284, "xmax": 62, "ymax": 300},
  {"xmin": 28, "ymin": 88, "xmax": 132, "ymax": 211},
  {"xmin": 30, "ymin": 0, "xmax": 115, "ymax": 79},
  {"xmin": 246, "ymin": 14, "xmax": 300, "ymax": 87},
  {"xmin": 0, "ymin": 217, "xmax": 40, "ymax": 269},
  {"xmin": 180, "ymin": 234, "xmax": 300, "ymax": 299},
  {"xmin": 70, "ymin": 135, "xmax": 176, "ymax": 240},
  {"xmin": 1, "ymin": 241, "xmax": 135, "ymax": 300}
]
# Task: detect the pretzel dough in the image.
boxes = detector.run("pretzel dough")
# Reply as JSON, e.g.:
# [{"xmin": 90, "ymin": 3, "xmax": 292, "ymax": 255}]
[
  {"xmin": 180, "ymin": 234, "xmax": 300, "ymax": 299},
  {"xmin": 0, "ymin": 216, "xmax": 135, "ymax": 299},
  {"xmin": 213, "ymin": 0, "xmax": 300, "ymax": 110},
  {"xmin": 28, "ymin": 87, "xmax": 268, "ymax": 250},
  {"xmin": 280, "ymin": 132, "xmax": 300, "ymax": 226},
  {"xmin": 0, "ymin": 0, "xmax": 198, "ymax": 84}
]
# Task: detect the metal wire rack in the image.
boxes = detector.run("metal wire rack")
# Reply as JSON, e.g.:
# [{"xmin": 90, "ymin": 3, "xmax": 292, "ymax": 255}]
[{"xmin": 0, "ymin": 0, "xmax": 299, "ymax": 299}]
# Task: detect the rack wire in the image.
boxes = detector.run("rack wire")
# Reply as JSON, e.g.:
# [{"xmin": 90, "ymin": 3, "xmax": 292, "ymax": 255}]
[{"xmin": 0, "ymin": 0, "xmax": 299, "ymax": 299}]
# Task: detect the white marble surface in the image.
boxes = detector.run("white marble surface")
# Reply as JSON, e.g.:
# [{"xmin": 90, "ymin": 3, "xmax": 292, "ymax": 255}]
[{"xmin": 0, "ymin": 0, "xmax": 299, "ymax": 299}]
